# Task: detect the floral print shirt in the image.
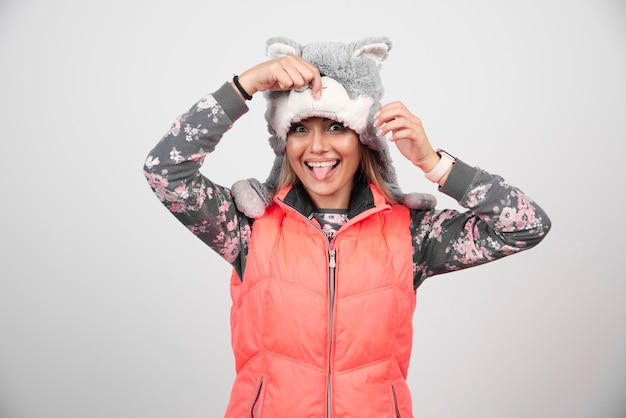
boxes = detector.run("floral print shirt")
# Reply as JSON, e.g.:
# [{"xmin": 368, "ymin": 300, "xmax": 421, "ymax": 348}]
[
  {"xmin": 313, "ymin": 210, "xmax": 350, "ymax": 241},
  {"xmin": 144, "ymin": 83, "xmax": 551, "ymax": 289}
]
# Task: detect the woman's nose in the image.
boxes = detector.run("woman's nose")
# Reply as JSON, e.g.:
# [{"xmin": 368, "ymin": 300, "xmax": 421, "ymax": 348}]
[{"xmin": 309, "ymin": 129, "xmax": 327, "ymax": 153}]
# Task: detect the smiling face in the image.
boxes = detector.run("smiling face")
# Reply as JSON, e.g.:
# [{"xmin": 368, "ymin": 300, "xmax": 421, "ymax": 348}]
[{"xmin": 285, "ymin": 117, "xmax": 361, "ymax": 209}]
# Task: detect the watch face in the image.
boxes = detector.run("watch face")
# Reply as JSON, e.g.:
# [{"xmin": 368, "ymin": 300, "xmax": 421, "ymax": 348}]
[{"xmin": 438, "ymin": 149, "xmax": 455, "ymax": 160}]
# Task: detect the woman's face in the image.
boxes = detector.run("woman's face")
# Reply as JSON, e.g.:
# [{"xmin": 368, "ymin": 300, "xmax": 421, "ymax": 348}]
[{"xmin": 286, "ymin": 117, "xmax": 361, "ymax": 209}]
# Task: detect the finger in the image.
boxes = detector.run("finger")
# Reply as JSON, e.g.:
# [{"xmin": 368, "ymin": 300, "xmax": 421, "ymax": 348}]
[
  {"xmin": 388, "ymin": 127, "xmax": 416, "ymax": 142},
  {"xmin": 308, "ymin": 69, "xmax": 323, "ymax": 99},
  {"xmin": 274, "ymin": 66, "xmax": 302, "ymax": 90},
  {"xmin": 272, "ymin": 58, "xmax": 316, "ymax": 91},
  {"xmin": 376, "ymin": 113, "xmax": 414, "ymax": 138},
  {"xmin": 377, "ymin": 101, "xmax": 404, "ymax": 115},
  {"xmin": 287, "ymin": 59, "xmax": 322, "ymax": 98},
  {"xmin": 374, "ymin": 102, "xmax": 404, "ymax": 127}
]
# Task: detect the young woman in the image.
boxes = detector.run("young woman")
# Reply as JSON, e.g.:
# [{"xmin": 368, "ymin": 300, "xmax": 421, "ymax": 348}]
[{"xmin": 144, "ymin": 37, "xmax": 551, "ymax": 418}]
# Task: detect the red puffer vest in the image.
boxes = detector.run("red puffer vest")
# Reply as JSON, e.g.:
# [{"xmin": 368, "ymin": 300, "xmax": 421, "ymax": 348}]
[{"xmin": 226, "ymin": 182, "xmax": 416, "ymax": 418}]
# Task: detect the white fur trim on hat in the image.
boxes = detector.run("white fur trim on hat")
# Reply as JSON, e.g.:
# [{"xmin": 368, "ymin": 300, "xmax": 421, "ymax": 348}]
[{"xmin": 269, "ymin": 77, "xmax": 375, "ymax": 141}]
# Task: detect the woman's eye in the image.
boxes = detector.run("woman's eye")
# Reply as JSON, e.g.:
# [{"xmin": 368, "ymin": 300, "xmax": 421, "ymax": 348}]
[
  {"xmin": 329, "ymin": 122, "xmax": 345, "ymax": 132},
  {"xmin": 289, "ymin": 124, "xmax": 307, "ymax": 134}
]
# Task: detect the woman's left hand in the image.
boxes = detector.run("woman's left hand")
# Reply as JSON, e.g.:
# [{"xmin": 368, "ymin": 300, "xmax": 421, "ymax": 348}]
[{"xmin": 374, "ymin": 101, "xmax": 440, "ymax": 173}]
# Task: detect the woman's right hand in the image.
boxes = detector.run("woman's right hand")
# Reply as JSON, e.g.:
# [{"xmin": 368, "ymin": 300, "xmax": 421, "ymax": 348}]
[{"xmin": 233, "ymin": 55, "xmax": 323, "ymax": 100}]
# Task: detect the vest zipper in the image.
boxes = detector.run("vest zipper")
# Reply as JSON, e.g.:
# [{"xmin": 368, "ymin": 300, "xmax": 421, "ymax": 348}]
[
  {"xmin": 272, "ymin": 195, "xmax": 393, "ymax": 417},
  {"xmin": 326, "ymin": 247, "xmax": 336, "ymax": 418},
  {"xmin": 276, "ymin": 198, "xmax": 362, "ymax": 418}
]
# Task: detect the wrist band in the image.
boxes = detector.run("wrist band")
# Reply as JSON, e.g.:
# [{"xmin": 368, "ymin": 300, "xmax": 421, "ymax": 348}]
[
  {"xmin": 233, "ymin": 75, "xmax": 253, "ymax": 100},
  {"xmin": 425, "ymin": 149, "xmax": 456, "ymax": 183}
]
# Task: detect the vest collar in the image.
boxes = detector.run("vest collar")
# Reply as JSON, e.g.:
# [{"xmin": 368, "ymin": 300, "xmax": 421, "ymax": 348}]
[{"xmin": 275, "ymin": 179, "xmax": 390, "ymax": 220}]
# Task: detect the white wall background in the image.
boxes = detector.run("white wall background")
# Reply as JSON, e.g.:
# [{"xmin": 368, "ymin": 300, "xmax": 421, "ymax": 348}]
[{"xmin": 1, "ymin": 0, "xmax": 624, "ymax": 417}]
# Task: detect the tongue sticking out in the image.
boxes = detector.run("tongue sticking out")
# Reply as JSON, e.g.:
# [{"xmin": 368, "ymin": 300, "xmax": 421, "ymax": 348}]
[{"xmin": 311, "ymin": 165, "xmax": 334, "ymax": 181}]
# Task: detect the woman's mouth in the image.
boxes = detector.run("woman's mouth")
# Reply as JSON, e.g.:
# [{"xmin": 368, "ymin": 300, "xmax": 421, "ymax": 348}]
[{"xmin": 306, "ymin": 160, "xmax": 339, "ymax": 180}]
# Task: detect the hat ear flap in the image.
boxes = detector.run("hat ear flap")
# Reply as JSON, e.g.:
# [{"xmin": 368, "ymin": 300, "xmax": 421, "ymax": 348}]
[
  {"xmin": 231, "ymin": 156, "xmax": 282, "ymax": 219},
  {"xmin": 231, "ymin": 178, "xmax": 276, "ymax": 219},
  {"xmin": 400, "ymin": 191, "xmax": 438, "ymax": 210}
]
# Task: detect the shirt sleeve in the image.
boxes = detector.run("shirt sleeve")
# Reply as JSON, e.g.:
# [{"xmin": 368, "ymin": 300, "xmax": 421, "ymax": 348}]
[
  {"xmin": 410, "ymin": 159, "xmax": 552, "ymax": 289},
  {"xmin": 142, "ymin": 82, "xmax": 253, "ymax": 280}
]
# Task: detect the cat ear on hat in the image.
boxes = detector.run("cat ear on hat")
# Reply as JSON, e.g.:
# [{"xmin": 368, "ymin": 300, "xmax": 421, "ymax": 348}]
[
  {"xmin": 266, "ymin": 37, "xmax": 302, "ymax": 58},
  {"xmin": 352, "ymin": 37, "xmax": 392, "ymax": 66}
]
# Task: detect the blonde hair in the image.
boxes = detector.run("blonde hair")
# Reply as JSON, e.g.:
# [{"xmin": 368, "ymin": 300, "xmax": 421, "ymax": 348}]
[{"xmin": 277, "ymin": 143, "xmax": 397, "ymax": 205}]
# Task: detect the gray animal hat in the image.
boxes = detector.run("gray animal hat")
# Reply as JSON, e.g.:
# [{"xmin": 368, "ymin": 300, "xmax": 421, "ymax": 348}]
[{"xmin": 231, "ymin": 36, "xmax": 436, "ymax": 217}]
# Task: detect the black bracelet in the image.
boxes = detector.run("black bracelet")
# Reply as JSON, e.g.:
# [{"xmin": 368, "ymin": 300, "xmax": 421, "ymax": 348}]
[{"xmin": 233, "ymin": 75, "xmax": 253, "ymax": 100}]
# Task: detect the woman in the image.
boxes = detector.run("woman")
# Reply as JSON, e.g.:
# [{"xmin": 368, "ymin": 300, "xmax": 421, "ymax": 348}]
[{"xmin": 144, "ymin": 37, "xmax": 551, "ymax": 418}]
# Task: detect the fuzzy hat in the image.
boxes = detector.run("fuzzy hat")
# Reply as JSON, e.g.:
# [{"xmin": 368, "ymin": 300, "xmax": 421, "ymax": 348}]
[{"xmin": 231, "ymin": 36, "xmax": 436, "ymax": 217}]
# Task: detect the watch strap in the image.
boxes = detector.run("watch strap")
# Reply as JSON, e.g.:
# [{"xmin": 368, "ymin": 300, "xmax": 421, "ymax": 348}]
[{"xmin": 425, "ymin": 149, "xmax": 456, "ymax": 183}]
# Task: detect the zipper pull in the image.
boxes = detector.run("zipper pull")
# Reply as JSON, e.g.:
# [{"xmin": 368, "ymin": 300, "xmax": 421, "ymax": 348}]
[{"xmin": 329, "ymin": 249, "xmax": 336, "ymax": 268}]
